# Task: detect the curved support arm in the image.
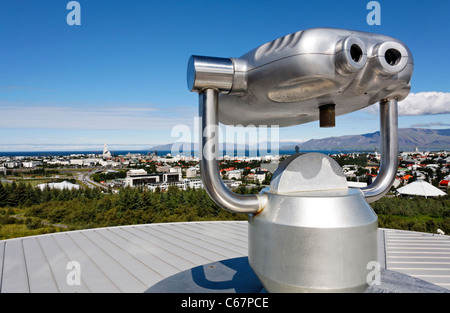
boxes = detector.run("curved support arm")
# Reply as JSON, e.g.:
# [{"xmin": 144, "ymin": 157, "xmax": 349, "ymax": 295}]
[
  {"xmin": 199, "ymin": 88, "xmax": 267, "ymax": 214},
  {"xmin": 361, "ymin": 98, "xmax": 398, "ymax": 203}
]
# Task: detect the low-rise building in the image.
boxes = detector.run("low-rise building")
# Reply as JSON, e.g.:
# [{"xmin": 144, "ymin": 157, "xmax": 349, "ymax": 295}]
[
  {"xmin": 156, "ymin": 165, "xmax": 171, "ymax": 173},
  {"xmin": 183, "ymin": 178, "xmax": 203, "ymax": 190},
  {"xmin": 439, "ymin": 180, "xmax": 449, "ymax": 190},
  {"xmin": 185, "ymin": 167, "xmax": 197, "ymax": 178},
  {"xmin": 70, "ymin": 159, "xmax": 84, "ymax": 166},
  {"xmin": 36, "ymin": 181, "xmax": 80, "ymax": 191},
  {"xmin": 254, "ymin": 170, "xmax": 267, "ymax": 184},
  {"xmin": 98, "ymin": 159, "xmax": 120, "ymax": 167},
  {"xmin": 223, "ymin": 180, "xmax": 242, "ymax": 189},
  {"xmin": 125, "ymin": 169, "xmax": 182, "ymax": 187},
  {"xmin": 5, "ymin": 161, "xmax": 21, "ymax": 168},
  {"xmin": 227, "ymin": 170, "xmax": 242, "ymax": 180},
  {"xmin": 127, "ymin": 169, "xmax": 148, "ymax": 176},
  {"xmin": 147, "ymin": 178, "xmax": 203, "ymax": 192},
  {"xmin": 170, "ymin": 166, "xmax": 181, "ymax": 173},
  {"xmin": 396, "ymin": 180, "xmax": 446, "ymax": 198},
  {"xmin": 22, "ymin": 161, "xmax": 43, "ymax": 168},
  {"xmin": 45, "ymin": 159, "xmax": 70, "ymax": 166}
]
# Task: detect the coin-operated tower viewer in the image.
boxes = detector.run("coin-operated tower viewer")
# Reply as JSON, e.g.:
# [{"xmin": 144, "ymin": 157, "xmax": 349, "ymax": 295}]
[{"xmin": 187, "ymin": 28, "xmax": 413, "ymax": 292}]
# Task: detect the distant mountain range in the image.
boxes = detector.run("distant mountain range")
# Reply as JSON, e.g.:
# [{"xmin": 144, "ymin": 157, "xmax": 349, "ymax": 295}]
[
  {"xmin": 149, "ymin": 128, "xmax": 450, "ymax": 153},
  {"xmin": 281, "ymin": 128, "xmax": 450, "ymax": 151}
]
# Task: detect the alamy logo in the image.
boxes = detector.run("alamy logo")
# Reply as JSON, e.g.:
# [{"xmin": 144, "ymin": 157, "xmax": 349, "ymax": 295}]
[
  {"xmin": 366, "ymin": 1, "xmax": 381, "ymax": 26},
  {"xmin": 66, "ymin": 261, "xmax": 81, "ymax": 286},
  {"xmin": 67, "ymin": 1, "xmax": 81, "ymax": 26},
  {"xmin": 366, "ymin": 261, "xmax": 381, "ymax": 286},
  {"xmin": 171, "ymin": 118, "xmax": 280, "ymax": 159}
]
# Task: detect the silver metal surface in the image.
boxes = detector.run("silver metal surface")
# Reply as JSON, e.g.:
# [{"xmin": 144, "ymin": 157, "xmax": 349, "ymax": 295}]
[
  {"xmin": 2, "ymin": 223, "xmax": 450, "ymax": 293},
  {"xmin": 269, "ymin": 153, "xmax": 348, "ymax": 195},
  {"xmin": 187, "ymin": 28, "xmax": 413, "ymax": 127},
  {"xmin": 361, "ymin": 98, "xmax": 398, "ymax": 202},
  {"xmin": 199, "ymin": 88, "xmax": 267, "ymax": 214},
  {"xmin": 0, "ymin": 221, "xmax": 249, "ymax": 293},
  {"xmin": 218, "ymin": 28, "xmax": 413, "ymax": 127},
  {"xmin": 248, "ymin": 154, "xmax": 379, "ymax": 293},
  {"xmin": 188, "ymin": 28, "xmax": 411, "ymax": 213},
  {"xmin": 382, "ymin": 229, "xmax": 450, "ymax": 290},
  {"xmin": 187, "ymin": 27, "xmax": 414, "ymax": 293},
  {"xmin": 207, "ymin": 28, "xmax": 413, "ymax": 127},
  {"xmin": 187, "ymin": 56, "xmax": 234, "ymax": 94}
]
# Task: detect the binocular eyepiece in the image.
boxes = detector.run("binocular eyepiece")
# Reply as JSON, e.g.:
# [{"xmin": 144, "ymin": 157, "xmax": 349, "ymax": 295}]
[{"xmin": 335, "ymin": 36, "xmax": 409, "ymax": 76}]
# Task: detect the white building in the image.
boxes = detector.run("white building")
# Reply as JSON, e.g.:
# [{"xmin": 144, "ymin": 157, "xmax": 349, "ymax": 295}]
[
  {"xmin": 342, "ymin": 165, "xmax": 358, "ymax": 178},
  {"xmin": 156, "ymin": 166, "xmax": 171, "ymax": 173},
  {"xmin": 147, "ymin": 178, "xmax": 203, "ymax": 192},
  {"xmin": 103, "ymin": 144, "xmax": 112, "ymax": 159},
  {"xmin": 70, "ymin": 159, "xmax": 84, "ymax": 166},
  {"xmin": 223, "ymin": 180, "xmax": 242, "ymax": 189},
  {"xmin": 396, "ymin": 180, "xmax": 446, "ymax": 198},
  {"xmin": 46, "ymin": 159, "xmax": 70, "ymax": 166},
  {"xmin": 347, "ymin": 181, "xmax": 367, "ymax": 188},
  {"xmin": 125, "ymin": 169, "xmax": 181, "ymax": 187},
  {"xmin": 83, "ymin": 158, "xmax": 100, "ymax": 166},
  {"xmin": 170, "ymin": 167, "xmax": 182, "ymax": 173},
  {"xmin": 98, "ymin": 159, "xmax": 120, "ymax": 167},
  {"xmin": 22, "ymin": 161, "xmax": 43, "ymax": 168},
  {"xmin": 185, "ymin": 167, "xmax": 197, "ymax": 178},
  {"xmin": 125, "ymin": 169, "xmax": 153, "ymax": 187},
  {"xmin": 227, "ymin": 170, "xmax": 242, "ymax": 180},
  {"xmin": 254, "ymin": 170, "xmax": 267, "ymax": 184},
  {"xmin": 127, "ymin": 169, "xmax": 148, "ymax": 177},
  {"xmin": 148, "ymin": 182, "xmax": 169, "ymax": 192},
  {"xmin": 5, "ymin": 161, "xmax": 21, "ymax": 168},
  {"xmin": 184, "ymin": 178, "xmax": 203, "ymax": 190},
  {"xmin": 36, "ymin": 181, "xmax": 80, "ymax": 191}
]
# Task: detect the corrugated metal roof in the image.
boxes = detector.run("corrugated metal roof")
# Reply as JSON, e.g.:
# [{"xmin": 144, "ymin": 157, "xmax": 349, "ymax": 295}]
[
  {"xmin": 382, "ymin": 228, "xmax": 450, "ymax": 290},
  {"xmin": 0, "ymin": 221, "xmax": 248, "ymax": 293},
  {"xmin": 1, "ymin": 222, "xmax": 449, "ymax": 293}
]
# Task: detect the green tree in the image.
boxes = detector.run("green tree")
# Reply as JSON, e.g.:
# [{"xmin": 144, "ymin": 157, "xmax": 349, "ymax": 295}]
[
  {"xmin": 26, "ymin": 217, "xmax": 44, "ymax": 230},
  {"xmin": 0, "ymin": 183, "xmax": 8, "ymax": 207},
  {"xmin": 6, "ymin": 181, "xmax": 20, "ymax": 207}
]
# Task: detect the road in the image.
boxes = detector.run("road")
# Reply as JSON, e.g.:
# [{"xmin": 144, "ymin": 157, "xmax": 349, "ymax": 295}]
[{"xmin": 78, "ymin": 169, "xmax": 109, "ymax": 190}]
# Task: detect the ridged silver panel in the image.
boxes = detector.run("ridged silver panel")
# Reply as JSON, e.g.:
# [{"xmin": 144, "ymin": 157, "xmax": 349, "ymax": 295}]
[{"xmin": 1, "ymin": 223, "xmax": 449, "ymax": 292}]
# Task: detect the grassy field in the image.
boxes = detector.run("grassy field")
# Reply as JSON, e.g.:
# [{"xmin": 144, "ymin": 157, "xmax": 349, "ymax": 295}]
[
  {"xmin": 0, "ymin": 208, "xmax": 66, "ymax": 240},
  {"xmin": 7, "ymin": 178, "xmax": 54, "ymax": 187},
  {"xmin": 0, "ymin": 224, "xmax": 64, "ymax": 240}
]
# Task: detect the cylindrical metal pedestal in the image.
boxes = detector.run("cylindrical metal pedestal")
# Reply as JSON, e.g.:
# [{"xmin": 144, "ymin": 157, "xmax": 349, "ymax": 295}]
[{"xmin": 248, "ymin": 189, "xmax": 378, "ymax": 293}]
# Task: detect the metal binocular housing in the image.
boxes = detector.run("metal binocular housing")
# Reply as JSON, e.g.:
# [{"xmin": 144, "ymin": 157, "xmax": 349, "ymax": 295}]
[{"xmin": 187, "ymin": 28, "xmax": 413, "ymax": 292}]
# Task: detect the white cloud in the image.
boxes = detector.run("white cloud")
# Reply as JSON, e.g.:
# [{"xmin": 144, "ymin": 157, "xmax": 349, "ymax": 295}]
[
  {"xmin": 398, "ymin": 92, "xmax": 450, "ymax": 115},
  {"xmin": 0, "ymin": 143, "xmax": 157, "ymax": 152},
  {"xmin": 279, "ymin": 138, "xmax": 307, "ymax": 143},
  {"xmin": 0, "ymin": 103, "xmax": 195, "ymax": 130},
  {"xmin": 363, "ymin": 92, "xmax": 450, "ymax": 116}
]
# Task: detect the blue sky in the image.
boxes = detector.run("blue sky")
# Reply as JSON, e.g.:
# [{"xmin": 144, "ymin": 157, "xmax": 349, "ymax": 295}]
[{"xmin": 0, "ymin": 0, "xmax": 449, "ymax": 151}]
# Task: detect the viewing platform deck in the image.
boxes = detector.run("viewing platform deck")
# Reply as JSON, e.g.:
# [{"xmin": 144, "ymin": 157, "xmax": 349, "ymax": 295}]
[{"xmin": 1, "ymin": 221, "xmax": 449, "ymax": 293}]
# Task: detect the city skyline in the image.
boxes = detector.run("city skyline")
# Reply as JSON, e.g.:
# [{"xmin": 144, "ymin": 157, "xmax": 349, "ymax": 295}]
[{"xmin": 1, "ymin": 1, "xmax": 449, "ymax": 151}]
